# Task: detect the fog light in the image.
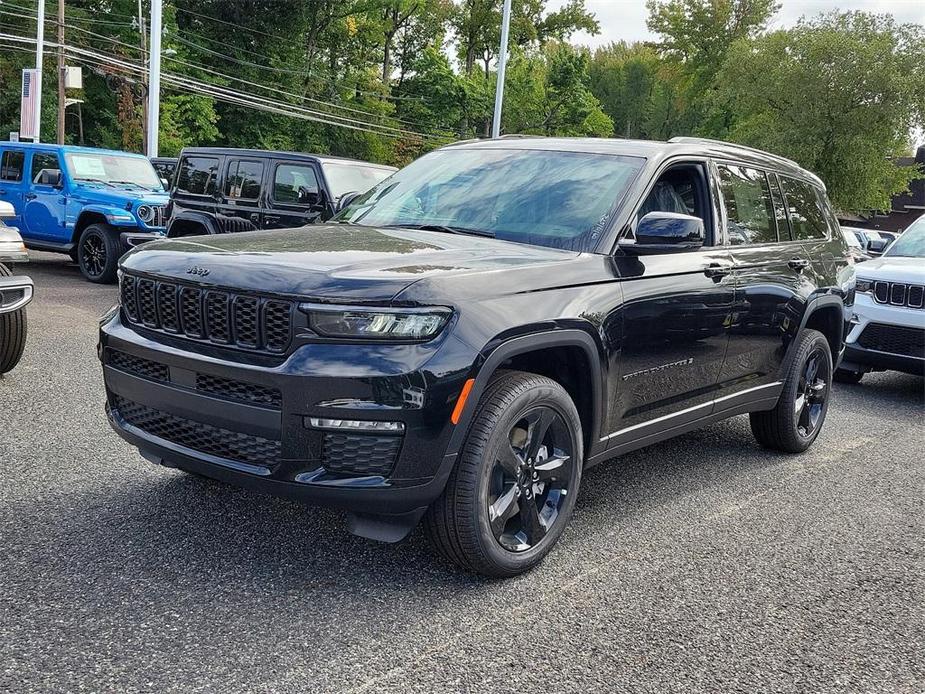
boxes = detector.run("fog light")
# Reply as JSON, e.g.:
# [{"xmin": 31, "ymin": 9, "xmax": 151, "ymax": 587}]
[{"xmin": 306, "ymin": 417, "xmax": 405, "ymax": 433}]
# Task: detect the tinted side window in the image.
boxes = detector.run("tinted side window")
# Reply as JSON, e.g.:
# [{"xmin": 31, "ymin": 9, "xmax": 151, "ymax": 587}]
[
  {"xmin": 1, "ymin": 150, "xmax": 25, "ymax": 181},
  {"xmin": 176, "ymin": 156, "xmax": 219, "ymax": 195},
  {"xmin": 273, "ymin": 163, "xmax": 319, "ymax": 204},
  {"xmin": 225, "ymin": 160, "xmax": 264, "ymax": 200},
  {"xmin": 31, "ymin": 151, "xmax": 61, "ymax": 184},
  {"xmin": 780, "ymin": 176, "xmax": 828, "ymax": 240},
  {"xmin": 717, "ymin": 164, "xmax": 776, "ymax": 245}
]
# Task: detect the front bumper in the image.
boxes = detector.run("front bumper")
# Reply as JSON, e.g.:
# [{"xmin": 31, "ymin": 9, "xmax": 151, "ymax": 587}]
[
  {"xmin": 841, "ymin": 294, "xmax": 925, "ymax": 375},
  {"xmin": 99, "ymin": 313, "xmax": 471, "ymax": 528}
]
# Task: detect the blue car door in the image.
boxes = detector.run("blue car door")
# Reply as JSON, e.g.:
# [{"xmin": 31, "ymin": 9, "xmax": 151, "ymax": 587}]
[
  {"xmin": 22, "ymin": 149, "xmax": 69, "ymax": 243},
  {"xmin": 0, "ymin": 147, "xmax": 28, "ymax": 226}
]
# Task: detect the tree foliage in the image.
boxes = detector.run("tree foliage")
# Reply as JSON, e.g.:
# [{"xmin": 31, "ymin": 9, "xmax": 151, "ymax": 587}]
[{"xmin": 0, "ymin": 0, "xmax": 922, "ymax": 211}]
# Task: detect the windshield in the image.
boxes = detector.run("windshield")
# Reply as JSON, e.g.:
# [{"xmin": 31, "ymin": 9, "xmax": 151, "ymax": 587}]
[
  {"xmin": 322, "ymin": 162, "xmax": 394, "ymax": 199},
  {"xmin": 338, "ymin": 148, "xmax": 645, "ymax": 252},
  {"xmin": 885, "ymin": 217, "xmax": 925, "ymax": 257},
  {"xmin": 64, "ymin": 152, "xmax": 162, "ymax": 191}
]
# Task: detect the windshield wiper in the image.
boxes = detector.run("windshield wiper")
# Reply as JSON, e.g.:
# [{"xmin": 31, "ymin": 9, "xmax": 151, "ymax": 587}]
[
  {"xmin": 108, "ymin": 180, "xmax": 154, "ymax": 190},
  {"xmin": 384, "ymin": 223, "xmax": 495, "ymax": 238},
  {"xmin": 73, "ymin": 177, "xmax": 117, "ymax": 187}
]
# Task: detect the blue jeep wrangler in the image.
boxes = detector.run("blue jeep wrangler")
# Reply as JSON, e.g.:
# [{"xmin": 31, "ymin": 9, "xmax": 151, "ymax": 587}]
[{"xmin": 0, "ymin": 142, "xmax": 169, "ymax": 283}]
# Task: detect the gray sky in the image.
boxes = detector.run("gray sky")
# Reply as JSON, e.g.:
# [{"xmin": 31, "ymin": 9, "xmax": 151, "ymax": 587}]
[{"xmin": 551, "ymin": 0, "xmax": 925, "ymax": 49}]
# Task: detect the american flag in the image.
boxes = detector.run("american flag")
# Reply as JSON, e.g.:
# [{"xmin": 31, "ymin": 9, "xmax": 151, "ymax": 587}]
[{"xmin": 20, "ymin": 69, "xmax": 39, "ymax": 139}]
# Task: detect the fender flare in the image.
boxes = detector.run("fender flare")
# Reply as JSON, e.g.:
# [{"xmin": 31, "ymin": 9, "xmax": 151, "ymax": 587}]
[
  {"xmin": 167, "ymin": 211, "xmax": 221, "ymax": 237},
  {"xmin": 444, "ymin": 328, "xmax": 606, "ymax": 459},
  {"xmin": 77, "ymin": 205, "xmax": 139, "ymax": 230},
  {"xmin": 781, "ymin": 293, "xmax": 847, "ymax": 375}
]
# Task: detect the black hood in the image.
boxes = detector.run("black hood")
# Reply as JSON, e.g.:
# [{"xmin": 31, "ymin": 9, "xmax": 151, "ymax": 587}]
[{"xmin": 120, "ymin": 224, "xmax": 580, "ymax": 303}]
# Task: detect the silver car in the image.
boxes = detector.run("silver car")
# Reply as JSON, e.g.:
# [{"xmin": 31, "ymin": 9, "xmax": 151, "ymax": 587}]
[{"xmin": 0, "ymin": 200, "xmax": 33, "ymax": 374}]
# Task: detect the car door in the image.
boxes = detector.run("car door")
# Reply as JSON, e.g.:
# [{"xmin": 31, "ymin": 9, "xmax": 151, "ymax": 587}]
[
  {"xmin": 715, "ymin": 164, "xmax": 810, "ymax": 405},
  {"xmin": 217, "ymin": 157, "xmax": 265, "ymax": 229},
  {"xmin": 606, "ymin": 159, "xmax": 736, "ymax": 450},
  {"xmin": 264, "ymin": 160, "xmax": 326, "ymax": 229},
  {"xmin": 22, "ymin": 149, "xmax": 68, "ymax": 243},
  {"xmin": 0, "ymin": 148, "xmax": 27, "ymax": 227},
  {"xmin": 171, "ymin": 154, "xmax": 222, "ymax": 220}
]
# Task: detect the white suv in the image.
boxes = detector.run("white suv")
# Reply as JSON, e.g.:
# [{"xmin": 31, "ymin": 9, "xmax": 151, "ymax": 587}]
[{"xmin": 837, "ymin": 215, "xmax": 925, "ymax": 383}]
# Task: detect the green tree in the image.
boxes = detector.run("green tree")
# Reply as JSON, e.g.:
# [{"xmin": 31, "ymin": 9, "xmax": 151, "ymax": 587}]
[{"xmin": 715, "ymin": 12, "xmax": 925, "ymax": 210}]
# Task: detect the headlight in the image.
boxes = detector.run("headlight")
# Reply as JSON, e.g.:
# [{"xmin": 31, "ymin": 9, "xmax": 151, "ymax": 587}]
[
  {"xmin": 137, "ymin": 205, "xmax": 154, "ymax": 223},
  {"xmin": 99, "ymin": 303, "xmax": 119, "ymax": 325},
  {"xmin": 301, "ymin": 304, "xmax": 451, "ymax": 340},
  {"xmin": 855, "ymin": 278, "xmax": 873, "ymax": 293}
]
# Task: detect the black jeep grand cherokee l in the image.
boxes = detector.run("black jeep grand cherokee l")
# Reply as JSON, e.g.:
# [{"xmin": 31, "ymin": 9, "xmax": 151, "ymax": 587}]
[{"xmin": 99, "ymin": 136, "xmax": 852, "ymax": 577}]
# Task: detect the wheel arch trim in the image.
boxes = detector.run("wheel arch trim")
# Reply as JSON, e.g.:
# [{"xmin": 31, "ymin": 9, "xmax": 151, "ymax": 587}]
[{"xmin": 444, "ymin": 328, "xmax": 606, "ymax": 460}]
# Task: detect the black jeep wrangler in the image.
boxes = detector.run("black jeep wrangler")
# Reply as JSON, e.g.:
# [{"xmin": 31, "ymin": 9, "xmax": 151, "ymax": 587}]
[
  {"xmin": 165, "ymin": 147, "xmax": 396, "ymax": 238},
  {"xmin": 100, "ymin": 136, "xmax": 852, "ymax": 577}
]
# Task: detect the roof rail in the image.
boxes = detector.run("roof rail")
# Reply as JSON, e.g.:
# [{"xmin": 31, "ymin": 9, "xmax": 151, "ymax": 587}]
[{"xmin": 668, "ymin": 136, "xmax": 801, "ymax": 169}]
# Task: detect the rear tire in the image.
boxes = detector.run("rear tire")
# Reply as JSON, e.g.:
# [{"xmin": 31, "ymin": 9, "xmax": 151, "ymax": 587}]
[
  {"xmin": 77, "ymin": 223, "xmax": 120, "ymax": 284},
  {"xmin": 834, "ymin": 368, "xmax": 864, "ymax": 384},
  {"xmin": 0, "ymin": 263, "xmax": 27, "ymax": 374},
  {"xmin": 425, "ymin": 371, "xmax": 583, "ymax": 577},
  {"xmin": 750, "ymin": 329, "xmax": 832, "ymax": 453}
]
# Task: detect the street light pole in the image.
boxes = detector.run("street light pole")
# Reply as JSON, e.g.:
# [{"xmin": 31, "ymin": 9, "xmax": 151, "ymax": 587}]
[
  {"xmin": 34, "ymin": 0, "xmax": 45, "ymax": 141},
  {"xmin": 491, "ymin": 0, "xmax": 512, "ymax": 139},
  {"xmin": 145, "ymin": 0, "xmax": 162, "ymax": 157}
]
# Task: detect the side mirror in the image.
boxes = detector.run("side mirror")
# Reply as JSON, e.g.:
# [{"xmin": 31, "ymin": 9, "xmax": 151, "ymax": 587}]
[
  {"xmin": 867, "ymin": 238, "xmax": 889, "ymax": 254},
  {"xmin": 620, "ymin": 212, "xmax": 705, "ymax": 254},
  {"xmin": 336, "ymin": 190, "xmax": 362, "ymax": 212}
]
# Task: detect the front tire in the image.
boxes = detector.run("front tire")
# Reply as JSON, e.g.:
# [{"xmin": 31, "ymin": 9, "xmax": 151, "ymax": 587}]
[
  {"xmin": 425, "ymin": 371, "xmax": 583, "ymax": 577},
  {"xmin": 750, "ymin": 329, "xmax": 832, "ymax": 453},
  {"xmin": 77, "ymin": 223, "xmax": 120, "ymax": 283},
  {"xmin": 0, "ymin": 263, "xmax": 27, "ymax": 374}
]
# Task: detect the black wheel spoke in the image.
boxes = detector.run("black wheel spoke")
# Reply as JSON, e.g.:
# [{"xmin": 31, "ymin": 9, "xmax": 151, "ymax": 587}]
[
  {"xmin": 534, "ymin": 454, "xmax": 569, "ymax": 482},
  {"xmin": 497, "ymin": 444, "xmax": 523, "ymax": 476},
  {"xmin": 489, "ymin": 485, "xmax": 520, "ymax": 537},
  {"xmin": 518, "ymin": 492, "xmax": 547, "ymax": 544},
  {"xmin": 525, "ymin": 408, "xmax": 555, "ymax": 461}
]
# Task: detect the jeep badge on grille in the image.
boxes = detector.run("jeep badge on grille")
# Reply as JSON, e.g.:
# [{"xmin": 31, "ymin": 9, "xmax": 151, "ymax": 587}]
[{"xmin": 186, "ymin": 266, "xmax": 210, "ymax": 277}]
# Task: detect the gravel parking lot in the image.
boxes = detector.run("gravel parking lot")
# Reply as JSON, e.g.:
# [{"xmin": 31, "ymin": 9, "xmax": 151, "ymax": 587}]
[{"xmin": 1, "ymin": 252, "xmax": 923, "ymax": 694}]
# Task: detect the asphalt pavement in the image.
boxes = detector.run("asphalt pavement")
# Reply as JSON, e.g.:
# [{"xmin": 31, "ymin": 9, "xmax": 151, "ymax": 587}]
[{"xmin": 1, "ymin": 252, "xmax": 923, "ymax": 693}]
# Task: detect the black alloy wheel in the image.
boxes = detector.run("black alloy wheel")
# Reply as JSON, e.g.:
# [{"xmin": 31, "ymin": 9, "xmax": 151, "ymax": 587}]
[
  {"xmin": 750, "ymin": 328, "xmax": 833, "ymax": 453},
  {"xmin": 425, "ymin": 370, "xmax": 583, "ymax": 577},
  {"xmin": 488, "ymin": 407, "xmax": 574, "ymax": 552},
  {"xmin": 77, "ymin": 224, "xmax": 120, "ymax": 284},
  {"xmin": 794, "ymin": 347, "xmax": 829, "ymax": 439}
]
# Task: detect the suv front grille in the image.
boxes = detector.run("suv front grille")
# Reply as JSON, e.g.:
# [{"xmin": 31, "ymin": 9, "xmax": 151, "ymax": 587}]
[
  {"xmin": 857, "ymin": 323, "xmax": 924, "ymax": 358},
  {"xmin": 873, "ymin": 281, "xmax": 924, "ymax": 309},
  {"xmin": 113, "ymin": 395, "xmax": 280, "ymax": 468},
  {"xmin": 120, "ymin": 273, "xmax": 293, "ymax": 353}
]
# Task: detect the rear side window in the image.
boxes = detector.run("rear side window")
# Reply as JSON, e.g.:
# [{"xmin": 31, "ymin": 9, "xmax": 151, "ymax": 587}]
[
  {"xmin": 1, "ymin": 150, "xmax": 24, "ymax": 181},
  {"xmin": 717, "ymin": 164, "xmax": 777, "ymax": 245},
  {"xmin": 780, "ymin": 176, "xmax": 829, "ymax": 240},
  {"xmin": 225, "ymin": 160, "xmax": 264, "ymax": 200},
  {"xmin": 273, "ymin": 163, "xmax": 319, "ymax": 204},
  {"xmin": 176, "ymin": 156, "xmax": 219, "ymax": 195},
  {"xmin": 31, "ymin": 151, "xmax": 61, "ymax": 184}
]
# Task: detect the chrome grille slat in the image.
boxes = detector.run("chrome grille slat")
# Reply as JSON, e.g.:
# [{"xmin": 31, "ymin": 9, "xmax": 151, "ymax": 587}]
[
  {"xmin": 871, "ymin": 281, "xmax": 924, "ymax": 310},
  {"xmin": 120, "ymin": 273, "xmax": 294, "ymax": 353}
]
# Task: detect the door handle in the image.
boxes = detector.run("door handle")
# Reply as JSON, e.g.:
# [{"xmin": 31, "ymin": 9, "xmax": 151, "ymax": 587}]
[
  {"xmin": 24, "ymin": 193, "xmax": 37, "ymax": 200},
  {"xmin": 704, "ymin": 263, "xmax": 733, "ymax": 279},
  {"xmin": 788, "ymin": 257, "xmax": 810, "ymax": 271}
]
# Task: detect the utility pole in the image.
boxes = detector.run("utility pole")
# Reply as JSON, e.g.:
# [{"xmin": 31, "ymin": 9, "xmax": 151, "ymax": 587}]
[
  {"xmin": 491, "ymin": 0, "xmax": 512, "ymax": 138},
  {"xmin": 56, "ymin": 0, "xmax": 65, "ymax": 144},
  {"xmin": 145, "ymin": 0, "xmax": 162, "ymax": 157},
  {"xmin": 137, "ymin": 0, "xmax": 148, "ymax": 154},
  {"xmin": 34, "ymin": 0, "xmax": 45, "ymax": 141}
]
